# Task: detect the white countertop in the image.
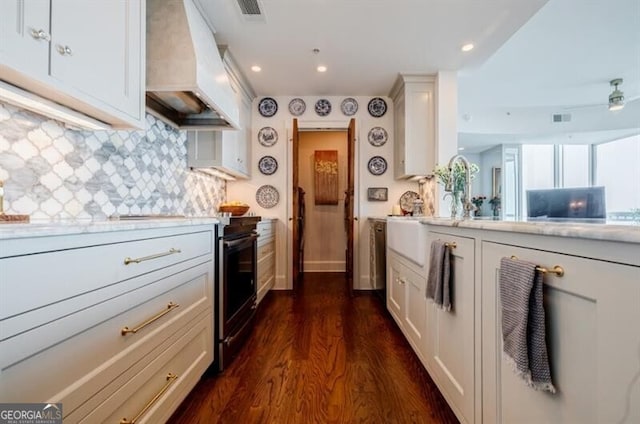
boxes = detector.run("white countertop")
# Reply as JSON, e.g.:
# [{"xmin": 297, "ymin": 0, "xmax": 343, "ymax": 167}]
[
  {"xmin": 0, "ymin": 217, "xmax": 221, "ymax": 240},
  {"xmin": 421, "ymin": 217, "xmax": 640, "ymax": 244}
]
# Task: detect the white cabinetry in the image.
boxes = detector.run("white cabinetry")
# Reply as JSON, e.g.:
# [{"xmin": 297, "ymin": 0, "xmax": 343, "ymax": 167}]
[
  {"xmin": 0, "ymin": 224, "xmax": 216, "ymax": 423},
  {"xmin": 387, "ymin": 249, "xmax": 427, "ymax": 359},
  {"xmin": 481, "ymin": 238, "xmax": 640, "ymax": 424},
  {"xmin": 386, "ymin": 219, "xmax": 428, "ymax": 359},
  {"xmin": 389, "ymin": 74, "xmax": 435, "ymax": 179},
  {"xmin": 257, "ymin": 219, "xmax": 276, "ymax": 303},
  {"xmin": 186, "ymin": 48, "xmax": 253, "ymax": 178},
  {"xmin": 424, "ymin": 230, "xmax": 476, "ymax": 424},
  {"xmin": 0, "ymin": 0, "xmax": 145, "ymax": 129}
]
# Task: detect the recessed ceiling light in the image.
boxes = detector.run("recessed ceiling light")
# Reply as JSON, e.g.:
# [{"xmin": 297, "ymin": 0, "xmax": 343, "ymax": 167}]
[
  {"xmin": 458, "ymin": 147, "xmax": 465, "ymax": 151},
  {"xmin": 251, "ymin": 65, "xmax": 261, "ymax": 72},
  {"xmin": 461, "ymin": 43, "xmax": 474, "ymax": 52},
  {"xmin": 317, "ymin": 65, "xmax": 327, "ymax": 73}
]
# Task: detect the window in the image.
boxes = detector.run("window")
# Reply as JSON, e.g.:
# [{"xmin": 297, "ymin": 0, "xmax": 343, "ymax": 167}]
[
  {"xmin": 521, "ymin": 145, "xmax": 554, "ymax": 215},
  {"xmin": 595, "ymin": 135, "xmax": 640, "ymax": 219},
  {"xmin": 561, "ymin": 145, "xmax": 590, "ymax": 188}
]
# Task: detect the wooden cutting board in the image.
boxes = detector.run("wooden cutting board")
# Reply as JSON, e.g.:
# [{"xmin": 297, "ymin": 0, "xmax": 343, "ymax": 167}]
[
  {"xmin": 314, "ymin": 150, "xmax": 338, "ymax": 205},
  {"xmin": 0, "ymin": 214, "xmax": 30, "ymax": 223}
]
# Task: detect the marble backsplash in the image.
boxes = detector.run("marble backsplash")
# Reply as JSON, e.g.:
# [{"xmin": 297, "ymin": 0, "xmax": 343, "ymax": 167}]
[{"xmin": 0, "ymin": 102, "xmax": 226, "ymax": 221}]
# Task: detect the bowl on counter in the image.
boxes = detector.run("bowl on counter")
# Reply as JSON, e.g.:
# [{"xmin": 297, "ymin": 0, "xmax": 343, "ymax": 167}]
[{"xmin": 218, "ymin": 205, "xmax": 250, "ymax": 216}]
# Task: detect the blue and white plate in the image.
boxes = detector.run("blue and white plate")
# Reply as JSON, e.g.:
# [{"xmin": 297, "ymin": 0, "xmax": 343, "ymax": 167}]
[
  {"xmin": 315, "ymin": 99, "xmax": 332, "ymax": 116},
  {"xmin": 256, "ymin": 185, "xmax": 280, "ymax": 208},
  {"xmin": 258, "ymin": 156, "xmax": 278, "ymax": 175},
  {"xmin": 288, "ymin": 98, "xmax": 306, "ymax": 116},
  {"xmin": 367, "ymin": 97, "xmax": 387, "ymax": 118},
  {"xmin": 258, "ymin": 97, "xmax": 278, "ymax": 117},
  {"xmin": 258, "ymin": 127, "xmax": 278, "ymax": 147},
  {"xmin": 367, "ymin": 127, "xmax": 388, "ymax": 146},
  {"xmin": 367, "ymin": 156, "xmax": 387, "ymax": 175},
  {"xmin": 340, "ymin": 98, "xmax": 358, "ymax": 116}
]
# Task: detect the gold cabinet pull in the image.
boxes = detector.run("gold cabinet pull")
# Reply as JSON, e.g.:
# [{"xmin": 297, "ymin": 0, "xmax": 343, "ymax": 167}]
[
  {"xmin": 124, "ymin": 248, "xmax": 181, "ymax": 265},
  {"xmin": 119, "ymin": 373, "xmax": 178, "ymax": 424},
  {"xmin": 510, "ymin": 256, "xmax": 565, "ymax": 277},
  {"xmin": 445, "ymin": 242, "xmax": 457, "ymax": 249},
  {"xmin": 121, "ymin": 302, "xmax": 179, "ymax": 336}
]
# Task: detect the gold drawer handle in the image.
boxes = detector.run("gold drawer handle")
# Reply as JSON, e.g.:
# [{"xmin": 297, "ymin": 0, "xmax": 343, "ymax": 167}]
[
  {"xmin": 445, "ymin": 242, "xmax": 457, "ymax": 249},
  {"xmin": 120, "ymin": 373, "xmax": 178, "ymax": 424},
  {"xmin": 124, "ymin": 248, "xmax": 181, "ymax": 265},
  {"xmin": 510, "ymin": 255, "xmax": 565, "ymax": 277},
  {"xmin": 121, "ymin": 302, "xmax": 180, "ymax": 336}
]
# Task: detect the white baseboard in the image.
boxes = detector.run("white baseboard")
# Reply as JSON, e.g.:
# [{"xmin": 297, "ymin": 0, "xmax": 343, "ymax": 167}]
[
  {"xmin": 303, "ymin": 260, "xmax": 345, "ymax": 272},
  {"xmin": 273, "ymin": 274, "xmax": 289, "ymax": 290}
]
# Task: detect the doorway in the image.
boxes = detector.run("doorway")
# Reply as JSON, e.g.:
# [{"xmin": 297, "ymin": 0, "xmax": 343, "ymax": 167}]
[{"xmin": 291, "ymin": 119, "xmax": 356, "ymax": 295}]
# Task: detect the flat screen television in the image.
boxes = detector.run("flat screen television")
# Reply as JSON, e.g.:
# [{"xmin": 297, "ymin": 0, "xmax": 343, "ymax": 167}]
[{"xmin": 527, "ymin": 186, "xmax": 606, "ymax": 221}]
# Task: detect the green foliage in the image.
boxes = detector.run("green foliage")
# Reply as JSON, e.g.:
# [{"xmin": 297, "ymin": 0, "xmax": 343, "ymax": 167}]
[{"xmin": 433, "ymin": 162, "xmax": 479, "ymax": 193}]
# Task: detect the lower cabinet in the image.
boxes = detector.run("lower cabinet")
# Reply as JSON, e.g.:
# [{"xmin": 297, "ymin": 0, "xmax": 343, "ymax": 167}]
[
  {"xmin": 257, "ymin": 220, "xmax": 276, "ymax": 304},
  {"xmin": 389, "ymin": 223, "xmax": 639, "ymax": 424},
  {"xmin": 424, "ymin": 230, "xmax": 477, "ymax": 424},
  {"xmin": 386, "ymin": 249, "xmax": 427, "ymax": 361},
  {"xmin": 0, "ymin": 224, "xmax": 216, "ymax": 423},
  {"xmin": 481, "ymin": 240, "xmax": 640, "ymax": 424}
]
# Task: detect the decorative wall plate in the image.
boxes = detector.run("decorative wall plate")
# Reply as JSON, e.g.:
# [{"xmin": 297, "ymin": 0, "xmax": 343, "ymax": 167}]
[
  {"xmin": 367, "ymin": 97, "xmax": 387, "ymax": 117},
  {"xmin": 340, "ymin": 97, "xmax": 359, "ymax": 116},
  {"xmin": 367, "ymin": 156, "xmax": 387, "ymax": 175},
  {"xmin": 367, "ymin": 127, "xmax": 388, "ymax": 146},
  {"xmin": 258, "ymin": 97, "xmax": 278, "ymax": 117},
  {"xmin": 399, "ymin": 190, "xmax": 420, "ymax": 214},
  {"xmin": 258, "ymin": 127, "xmax": 278, "ymax": 147},
  {"xmin": 258, "ymin": 156, "xmax": 278, "ymax": 175},
  {"xmin": 256, "ymin": 185, "xmax": 280, "ymax": 208},
  {"xmin": 288, "ymin": 98, "xmax": 306, "ymax": 116},
  {"xmin": 315, "ymin": 99, "xmax": 332, "ymax": 116}
]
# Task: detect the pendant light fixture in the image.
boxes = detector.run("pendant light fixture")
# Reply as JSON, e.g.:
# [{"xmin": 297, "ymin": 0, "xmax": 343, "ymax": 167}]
[{"xmin": 608, "ymin": 78, "xmax": 624, "ymax": 111}]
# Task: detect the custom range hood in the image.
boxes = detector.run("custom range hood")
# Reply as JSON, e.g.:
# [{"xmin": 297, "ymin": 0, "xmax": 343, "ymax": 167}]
[{"xmin": 146, "ymin": 0, "xmax": 239, "ymax": 130}]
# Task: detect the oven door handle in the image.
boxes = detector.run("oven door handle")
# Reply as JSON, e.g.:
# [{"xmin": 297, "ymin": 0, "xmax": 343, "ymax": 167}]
[{"xmin": 223, "ymin": 233, "xmax": 259, "ymax": 249}]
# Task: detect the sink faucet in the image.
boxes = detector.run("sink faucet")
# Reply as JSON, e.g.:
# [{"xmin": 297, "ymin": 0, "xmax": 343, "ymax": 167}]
[{"xmin": 445, "ymin": 154, "xmax": 475, "ymax": 219}]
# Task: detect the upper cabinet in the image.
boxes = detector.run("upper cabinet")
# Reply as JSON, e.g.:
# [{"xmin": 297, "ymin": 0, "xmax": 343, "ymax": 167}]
[
  {"xmin": 0, "ymin": 0, "xmax": 145, "ymax": 129},
  {"xmin": 389, "ymin": 74, "xmax": 436, "ymax": 179}
]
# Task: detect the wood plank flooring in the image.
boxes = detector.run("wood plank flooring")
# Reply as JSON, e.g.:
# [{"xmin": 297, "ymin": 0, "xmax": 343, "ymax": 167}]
[{"xmin": 170, "ymin": 272, "xmax": 459, "ymax": 424}]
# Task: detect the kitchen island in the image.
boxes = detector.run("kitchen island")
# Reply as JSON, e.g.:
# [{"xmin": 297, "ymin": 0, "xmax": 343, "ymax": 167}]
[{"xmin": 387, "ymin": 216, "xmax": 640, "ymax": 424}]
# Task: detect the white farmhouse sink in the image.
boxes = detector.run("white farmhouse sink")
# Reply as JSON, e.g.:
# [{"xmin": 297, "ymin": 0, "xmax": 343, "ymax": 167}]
[{"xmin": 387, "ymin": 218, "xmax": 427, "ymax": 267}]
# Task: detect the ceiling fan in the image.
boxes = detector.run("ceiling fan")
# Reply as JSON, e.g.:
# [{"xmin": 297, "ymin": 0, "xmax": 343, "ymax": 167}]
[{"xmin": 563, "ymin": 79, "xmax": 640, "ymax": 112}]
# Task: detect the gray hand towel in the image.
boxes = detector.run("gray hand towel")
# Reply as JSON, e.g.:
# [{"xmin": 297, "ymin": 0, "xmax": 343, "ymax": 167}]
[
  {"xmin": 499, "ymin": 257, "xmax": 556, "ymax": 393},
  {"xmin": 426, "ymin": 240, "xmax": 451, "ymax": 311}
]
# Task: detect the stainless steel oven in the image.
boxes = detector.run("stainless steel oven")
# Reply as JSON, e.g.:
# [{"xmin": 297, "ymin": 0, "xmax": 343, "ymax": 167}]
[{"xmin": 217, "ymin": 216, "xmax": 260, "ymax": 371}]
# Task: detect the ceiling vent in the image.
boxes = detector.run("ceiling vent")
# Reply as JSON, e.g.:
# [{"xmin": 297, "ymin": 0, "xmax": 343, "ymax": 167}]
[
  {"xmin": 552, "ymin": 113, "xmax": 571, "ymax": 123},
  {"xmin": 236, "ymin": 0, "xmax": 264, "ymax": 18}
]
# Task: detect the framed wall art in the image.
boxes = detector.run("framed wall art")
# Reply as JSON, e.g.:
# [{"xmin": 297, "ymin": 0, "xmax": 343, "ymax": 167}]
[{"xmin": 367, "ymin": 187, "xmax": 388, "ymax": 201}]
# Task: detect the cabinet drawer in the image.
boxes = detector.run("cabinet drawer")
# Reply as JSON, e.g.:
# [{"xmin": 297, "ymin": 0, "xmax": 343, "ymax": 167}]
[
  {"xmin": 257, "ymin": 237, "xmax": 275, "ymax": 258},
  {"xmin": 72, "ymin": 311, "xmax": 213, "ymax": 423},
  {"xmin": 1, "ymin": 230, "xmax": 212, "ymax": 338},
  {"xmin": 0, "ymin": 262, "xmax": 213, "ymax": 413},
  {"xmin": 257, "ymin": 221, "xmax": 274, "ymax": 239}
]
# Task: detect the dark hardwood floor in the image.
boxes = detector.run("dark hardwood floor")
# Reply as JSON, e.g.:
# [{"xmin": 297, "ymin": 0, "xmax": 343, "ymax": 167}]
[{"xmin": 170, "ymin": 272, "xmax": 459, "ymax": 424}]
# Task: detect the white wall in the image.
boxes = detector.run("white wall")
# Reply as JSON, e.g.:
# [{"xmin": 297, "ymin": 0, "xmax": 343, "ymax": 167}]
[
  {"xmin": 227, "ymin": 95, "xmax": 417, "ymax": 290},
  {"xmin": 479, "ymin": 146, "xmax": 502, "ymax": 197},
  {"xmin": 298, "ymin": 131, "xmax": 347, "ymax": 272},
  {"xmin": 435, "ymin": 72, "xmax": 459, "ymax": 217}
]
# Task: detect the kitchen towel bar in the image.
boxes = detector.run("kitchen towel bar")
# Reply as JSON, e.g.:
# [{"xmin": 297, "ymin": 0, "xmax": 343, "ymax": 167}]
[{"xmin": 510, "ymin": 255, "xmax": 564, "ymax": 277}]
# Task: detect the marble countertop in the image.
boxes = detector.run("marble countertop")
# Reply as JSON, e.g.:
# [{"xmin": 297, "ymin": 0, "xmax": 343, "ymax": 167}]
[
  {"xmin": 421, "ymin": 217, "xmax": 640, "ymax": 244},
  {"xmin": 0, "ymin": 217, "xmax": 221, "ymax": 240}
]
